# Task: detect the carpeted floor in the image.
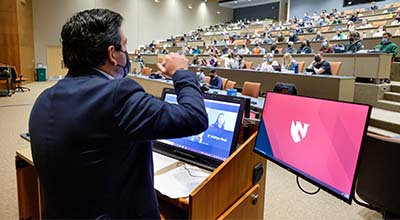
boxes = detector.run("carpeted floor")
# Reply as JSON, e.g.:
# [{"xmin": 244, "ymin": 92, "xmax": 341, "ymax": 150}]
[{"xmin": 0, "ymin": 81, "xmax": 382, "ymax": 219}]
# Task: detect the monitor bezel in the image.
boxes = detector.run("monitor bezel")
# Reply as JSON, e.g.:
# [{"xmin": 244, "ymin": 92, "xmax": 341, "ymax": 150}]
[
  {"xmin": 253, "ymin": 92, "xmax": 372, "ymax": 204},
  {"xmin": 154, "ymin": 88, "xmax": 246, "ymax": 171}
]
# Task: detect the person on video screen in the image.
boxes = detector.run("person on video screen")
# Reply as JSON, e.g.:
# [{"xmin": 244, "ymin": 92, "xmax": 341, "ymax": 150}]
[{"xmin": 201, "ymin": 113, "xmax": 233, "ymax": 150}]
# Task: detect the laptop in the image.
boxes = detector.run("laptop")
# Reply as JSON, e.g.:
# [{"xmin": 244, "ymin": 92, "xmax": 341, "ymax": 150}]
[
  {"xmin": 153, "ymin": 88, "xmax": 246, "ymax": 170},
  {"xmin": 305, "ymin": 67, "xmax": 316, "ymax": 74}
]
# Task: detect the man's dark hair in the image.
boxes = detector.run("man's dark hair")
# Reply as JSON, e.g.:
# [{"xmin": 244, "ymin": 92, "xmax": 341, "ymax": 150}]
[
  {"xmin": 383, "ymin": 32, "xmax": 392, "ymax": 38},
  {"xmin": 61, "ymin": 9, "xmax": 124, "ymax": 73}
]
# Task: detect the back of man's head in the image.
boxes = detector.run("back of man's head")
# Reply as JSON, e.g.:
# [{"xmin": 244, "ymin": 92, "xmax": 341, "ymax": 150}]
[{"xmin": 61, "ymin": 9, "xmax": 123, "ymax": 73}]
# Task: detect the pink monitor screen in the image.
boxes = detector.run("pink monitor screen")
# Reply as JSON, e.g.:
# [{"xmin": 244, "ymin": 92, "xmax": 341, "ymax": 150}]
[{"xmin": 254, "ymin": 93, "xmax": 371, "ymax": 203}]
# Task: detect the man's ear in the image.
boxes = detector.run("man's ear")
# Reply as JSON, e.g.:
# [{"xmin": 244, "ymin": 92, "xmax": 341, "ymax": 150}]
[{"xmin": 108, "ymin": 45, "xmax": 118, "ymax": 66}]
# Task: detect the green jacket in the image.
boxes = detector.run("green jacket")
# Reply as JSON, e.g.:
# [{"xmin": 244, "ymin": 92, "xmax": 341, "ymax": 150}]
[
  {"xmin": 345, "ymin": 41, "xmax": 362, "ymax": 53},
  {"xmin": 375, "ymin": 41, "xmax": 398, "ymax": 58}
]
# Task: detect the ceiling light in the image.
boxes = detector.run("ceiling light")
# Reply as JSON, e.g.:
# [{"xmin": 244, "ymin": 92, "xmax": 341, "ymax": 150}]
[{"xmin": 188, "ymin": 4, "xmax": 192, "ymax": 9}]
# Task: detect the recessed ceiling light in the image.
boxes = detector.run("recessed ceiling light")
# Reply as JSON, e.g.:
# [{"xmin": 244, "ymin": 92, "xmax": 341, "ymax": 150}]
[
  {"xmin": 217, "ymin": 11, "xmax": 221, "ymax": 14},
  {"xmin": 188, "ymin": 4, "xmax": 192, "ymax": 9}
]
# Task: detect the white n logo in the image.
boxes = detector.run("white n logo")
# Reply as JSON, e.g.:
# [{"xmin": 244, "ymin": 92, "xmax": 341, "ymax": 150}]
[{"xmin": 290, "ymin": 121, "xmax": 310, "ymax": 143}]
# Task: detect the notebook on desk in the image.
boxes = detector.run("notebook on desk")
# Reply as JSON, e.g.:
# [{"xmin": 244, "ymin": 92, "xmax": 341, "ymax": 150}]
[{"xmin": 153, "ymin": 88, "xmax": 246, "ymax": 171}]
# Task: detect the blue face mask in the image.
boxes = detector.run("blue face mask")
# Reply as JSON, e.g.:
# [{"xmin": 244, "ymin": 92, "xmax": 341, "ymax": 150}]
[
  {"xmin": 116, "ymin": 50, "xmax": 130, "ymax": 78},
  {"xmin": 381, "ymin": 38, "xmax": 388, "ymax": 44},
  {"xmin": 268, "ymin": 58, "xmax": 274, "ymax": 62}
]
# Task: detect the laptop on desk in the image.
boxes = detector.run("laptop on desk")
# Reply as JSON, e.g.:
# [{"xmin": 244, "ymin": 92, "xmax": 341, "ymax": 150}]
[{"xmin": 153, "ymin": 88, "xmax": 246, "ymax": 171}]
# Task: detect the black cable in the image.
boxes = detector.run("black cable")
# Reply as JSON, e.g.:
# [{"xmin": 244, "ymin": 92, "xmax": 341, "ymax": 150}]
[
  {"xmin": 176, "ymin": 162, "xmax": 209, "ymax": 178},
  {"xmin": 296, "ymin": 176, "xmax": 320, "ymax": 195},
  {"xmin": 353, "ymin": 194, "xmax": 382, "ymax": 213}
]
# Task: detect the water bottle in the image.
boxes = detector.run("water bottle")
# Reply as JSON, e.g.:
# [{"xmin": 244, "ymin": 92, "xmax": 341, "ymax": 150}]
[{"xmin": 294, "ymin": 63, "xmax": 299, "ymax": 74}]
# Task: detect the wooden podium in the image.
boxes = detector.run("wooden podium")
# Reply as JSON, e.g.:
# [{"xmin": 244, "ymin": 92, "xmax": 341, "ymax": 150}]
[{"xmin": 15, "ymin": 132, "xmax": 266, "ymax": 219}]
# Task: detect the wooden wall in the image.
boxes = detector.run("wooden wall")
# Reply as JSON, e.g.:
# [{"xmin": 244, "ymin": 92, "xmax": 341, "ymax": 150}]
[
  {"xmin": 0, "ymin": 0, "xmax": 35, "ymax": 83},
  {"xmin": 0, "ymin": 0, "xmax": 21, "ymax": 73},
  {"xmin": 17, "ymin": 0, "xmax": 35, "ymax": 81}
]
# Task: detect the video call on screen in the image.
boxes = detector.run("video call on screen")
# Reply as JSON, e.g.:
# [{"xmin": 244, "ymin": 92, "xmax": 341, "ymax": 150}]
[{"xmin": 160, "ymin": 94, "xmax": 240, "ymax": 161}]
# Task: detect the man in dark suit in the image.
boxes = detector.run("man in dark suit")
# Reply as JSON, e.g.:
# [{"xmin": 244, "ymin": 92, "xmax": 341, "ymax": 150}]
[{"xmin": 29, "ymin": 9, "xmax": 208, "ymax": 219}]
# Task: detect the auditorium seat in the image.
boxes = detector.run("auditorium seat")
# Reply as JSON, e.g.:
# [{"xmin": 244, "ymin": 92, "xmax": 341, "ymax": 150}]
[
  {"xmin": 141, "ymin": 67, "xmax": 152, "ymax": 76},
  {"xmin": 330, "ymin": 62, "xmax": 342, "ymax": 76},
  {"xmin": 372, "ymin": 21, "xmax": 386, "ymax": 28},
  {"xmin": 221, "ymin": 77, "xmax": 228, "ymax": 90},
  {"xmin": 205, "ymin": 76, "xmax": 210, "ymax": 84},
  {"xmin": 245, "ymin": 62, "xmax": 253, "ymax": 69},
  {"xmin": 242, "ymin": 81, "xmax": 261, "ymax": 98},
  {"xmin": 225, "ymin": 80, "xmax": 236, "ymax": 90},
  {"xmin": 297, "ymin": 35, "xmax": 304, "ymax": 43},
  {"xmin": 297, "ymin": 61, "xmax": 305, "ymax": 73}
]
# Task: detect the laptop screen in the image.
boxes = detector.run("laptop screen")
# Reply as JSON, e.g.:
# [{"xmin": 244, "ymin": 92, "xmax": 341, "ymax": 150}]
[
  {"xmin": 254, "ymin": 92, "xmax": 371, "ymax": 203},
  {"xmin": 154, "ymin": 88, "xmax": 246, "ymax": 170}
]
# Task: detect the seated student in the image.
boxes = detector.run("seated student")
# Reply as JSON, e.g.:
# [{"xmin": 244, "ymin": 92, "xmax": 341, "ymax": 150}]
[
  {"xmin": 208, "ymin": 54, "xmax": 219, "ymax": 67},
  {"xmin": 312, "ymin": 31, "xmax": 325, "ymax": 41},
  {"xmin": 319, "ymin": 39, "xmax": 334, "ymax": 53},
  {"xmin": 225, "ymin": 53, "xmax": 239, "ymax": 69},
  {"xmin": 370, "ymin": 1, "xmax": 378, "ymax": 10},
  {"xmin": 331, "ymin": 15, "xmax": 342, "ymax": 25},
  {"xmin": 252, "ymin": 43, "xmax": 262, "ymax": 55},
  {"xmin": 208, "ymin": 68, "xmax": 223, "ymax": 89},
  {"xmin": 237, "ymin": 55, "xmax": 246, "ymax": 69},
  {"xmin": 346, "ymin": 21, "xmax": 356, "ymax": 33},
  {"xmin": 282, "ymin": 53, "xmax": 298, "ymax": 71},
  {"xmin": 359, "ymin": 19, "xmax": 372, "ymax": 29},
  {"xmin": 270, "ymin": 43, "xmax": 280, "ymax": 54},
  {"xmin": 373, "ymin": 26, "xmax": 386, "ymax": 38},
  {"xmin": 192, "ymin": 54, "xmax": 200, "ymax": 65},
  {"xmin": 395, "ymin": 8, "xmax": 400, "ymax": 23},
  {"xmin": 227, "ymin": 36, "xmax": 235, "ymax": 46},
  {"xmin": 287, "ymin": 31, "xmax": 299, "ymax": 42},
  {"xmin": 283, "ymin": 41, "xmax": 297, "ymax": 54},
  {"xmin": 276, "ymin": 31, "xmax": 286, "ymax": 43},
  {"xmin": 238, "ymin": 44, "xmax": 250, "ymax": 55},
  {"xmin": 299, "ymin": 40, "xmax": 312, "ymax": 54},
  {"xmin": 332, "ymin": 29, "xmax": 346, "ymax": 40},
  {"xmin": 196, "ymin": 67, "xmax": 206, "ymax": 86},
  {"xmin": 345, "ymin": 32, "xmax": 363, "ymax": 53},
  {"xmin": 307, "ymin": 52, "xmax": 332, "ymax": 75},
  {"xmin": 260, "ymin": 53, "xmax": 279, "ymax": 72},
  {"xmin": 348, "ymin": 11, "xmax": 360, "ymax": 22},
  {"xmin": 375, "ymin": 32, "xmax": 399, "ymax": 59}
]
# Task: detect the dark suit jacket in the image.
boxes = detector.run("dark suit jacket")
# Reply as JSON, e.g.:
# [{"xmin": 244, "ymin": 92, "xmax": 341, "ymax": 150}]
[{"xmin": 29, "ymin": 68, "xmax": 208, "ymax": 219}]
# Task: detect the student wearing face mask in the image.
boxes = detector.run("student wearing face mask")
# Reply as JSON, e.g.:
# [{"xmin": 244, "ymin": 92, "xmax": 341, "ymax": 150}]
[
  {"xmin": 276, "ymin": 31, "xmax": 285, "ymax": 43},
  {"xmin": 270, "ymin": 43, "xmax": 280, "ymax": 54},
  {"xmin": 288, "ymin": 32, "xmax": 299, "ymax": 42},
  {"xmin": 299, "ymin": 40, "xmax": 312, "ymax": 54},
  {"xmin": 331, "ymin": 16, "xmax": 342, "ymax": 25},
  {"xmin": 29, "ymin": 9, "xmax": 208, "ymax": 219},
  {"xmin": 308, "ymin": 52, "xmax": 332, "ymax": 75},
  {"xmin": 375, "ymin": 32, "xmax": 399, "ymax": 59},
  {"xmin": 260, "ymin": 53, "xmax": 279, "ymax": 72},
  {"xmin": 208, "ymin": 68, "xmax": 223, "ymax": 89},
  {"xmin": 312, "ymin": 31, "xmax": 325, "ymax": 41},
  {"xmin": 319, "ymin": 39, "xmax": 334, "ymax": 53},
  {"xmin": 345, "ymin": 32, "xmax": 363, "ymax": 53},
  {"xmin": 332, "ymin": 29, "xmax": 346, "ymax": 40},
  {"xmin": 283, "ymin": 41, "xmax": 297, "ymax": 54}
]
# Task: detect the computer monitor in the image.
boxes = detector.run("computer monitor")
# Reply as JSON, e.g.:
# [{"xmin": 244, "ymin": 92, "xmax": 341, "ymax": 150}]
[
  {"xmin": 153, "ymin": 88, "xmax": 246, "ymax": 170},
  {"xmin": 254, "ymin": 92, "xmax": 371, "ymax": 203}
]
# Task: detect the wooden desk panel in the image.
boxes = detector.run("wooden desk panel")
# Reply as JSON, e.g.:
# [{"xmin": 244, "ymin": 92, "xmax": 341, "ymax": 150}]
[
  {"xmin": 176, "ymin": 53, "xmax": 392, "ymax": 80},
  {"xmin": 187, "ymin": 66, "xmax": 355, "ymax": 101}
]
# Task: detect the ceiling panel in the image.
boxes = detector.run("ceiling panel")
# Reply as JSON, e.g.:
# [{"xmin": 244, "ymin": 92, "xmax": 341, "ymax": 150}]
[{"xmin": 219, "ymin": 0, "xmax": 279, "ymax": 9}]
